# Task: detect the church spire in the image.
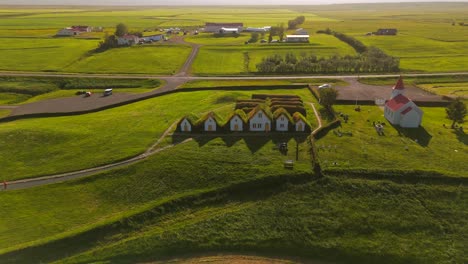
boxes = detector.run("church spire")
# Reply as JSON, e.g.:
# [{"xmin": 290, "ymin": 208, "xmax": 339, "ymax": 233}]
[{"xmin": 391, "ymin": 76, "xmax": 405, "ymax": 98}]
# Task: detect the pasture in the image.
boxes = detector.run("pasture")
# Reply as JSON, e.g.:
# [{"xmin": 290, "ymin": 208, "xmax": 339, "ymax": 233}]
[
  {"xmin": 317, "ymin": 105, "xmax": 468, "ymax": 176},
  {"xmin": 0, "ymin": 87, "xmax": 316, "ymax": 181},
  {"xmin": 65, "ymin": 45, "xmax": 192, "ymax": 74}
]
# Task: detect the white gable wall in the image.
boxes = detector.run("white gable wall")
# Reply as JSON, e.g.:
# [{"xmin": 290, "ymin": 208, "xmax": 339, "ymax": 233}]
[
  {"xmin": 249, "ymin": 110, "xmax": 271, "ymax": 132},
  {"xmin": 295, "ymin": 120, "xmax": 306, "ymax": 131},
  {"xmin": 204, "ymin": 117, "xmax": 217, "ymax": 131},
  {"xmin": 400, "ymin": 109, "xmax": 422, "ymax": 128},
  {"xmin": 276, "ymin": 114, "xmax": 289, "ymax": 131},
  {"xmin": 180, "ymin": 119, "xmax": 191, "ymax": 132},
  {"xmin": 230, "ymin": 116, "xmax": 243, "ymax": 131}
]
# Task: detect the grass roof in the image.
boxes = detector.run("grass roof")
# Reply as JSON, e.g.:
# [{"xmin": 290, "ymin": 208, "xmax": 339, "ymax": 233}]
[
  {"xmin": 194, "ymin": 111, "xmax": 224, "ymax": 126},
  {"xmin": 178, "ymin": 113, "xmax": 199, "ymax": 125},
  {"xmin": 293, "ymin": 112, "xmax": 312, "ymax": 127},
  {"xmin": 226, "ymin": 109, "xmax": 249, "ymax": 123},
  {"xmin": 247, "ymin": 105, "xmax": 273, "ymax": 120},
  {"xmin": 273, "ymin": 108, "xmax": 294, "ymax": 123}
]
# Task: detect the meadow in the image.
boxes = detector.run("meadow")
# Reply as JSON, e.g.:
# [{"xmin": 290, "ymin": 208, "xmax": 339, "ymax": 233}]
[
  {"xmin": 316, "ymin": 105, "xmax": 467, "ymax": 176},
  {"xmin": 0, "ymin": 87, "xmax": 317, "ymax": 181}
]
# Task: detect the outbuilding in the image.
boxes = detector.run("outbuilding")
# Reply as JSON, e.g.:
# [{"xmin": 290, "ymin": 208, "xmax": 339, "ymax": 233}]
[
  {"xmin": 286, "ymin": 35, "xmax": 309, "ymax": 43},
  {"xmin": 248, "ymin": 106, "xmax": 272, "ymax": 132},
  {"xmin": 274, "ymin": 108, "xmax": 292, "ymax": 132}
]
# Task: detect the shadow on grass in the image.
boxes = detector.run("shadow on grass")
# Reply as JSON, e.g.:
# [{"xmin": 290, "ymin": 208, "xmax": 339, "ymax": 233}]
[
  {"xmin": 454, "ymin": 129, "xmax": 467, "ymax": 145},
  {"xmin": 393, "ymin": 125, "xmax": 432, "ymax": 147},
  {"xmin": 171, "ymin": 133, "xmax": 308, "ymax": 154}
]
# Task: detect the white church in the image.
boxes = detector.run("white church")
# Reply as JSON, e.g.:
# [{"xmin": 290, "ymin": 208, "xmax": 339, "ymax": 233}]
[{"xmin": 384, "ymin": 77, "xmax": 423, "ymax": 128}]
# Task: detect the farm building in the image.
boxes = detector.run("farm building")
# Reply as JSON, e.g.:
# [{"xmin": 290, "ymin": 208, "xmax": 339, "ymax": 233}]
[
  {"xmin": 293, "ymin": 112, "xmax": 308, "ymax": 132},
  {"xmin": 226, "ymin": 110, "xmax": 248, "ymax": 132},
  {"xmin": 140, "ymin": 34, "xmax": 165, "ymax": 42},
  {"xmin": 286, "ymin": 35, "xmax": 309, "ymax": 43},
  {"xmin": 56, "ymin": 25, "xmax": 92, "ymax": 36},
  {"xmin": 199, "ymin": 112, "xmax": 221, "ymax": 132},
  {"xmin": 244, "ymin": 26, "xmax": 271, "ymax": 32},
  {"xmin": 274, "ymin": 108, "xmax": 293, "ymax": 132},
  {"xmin": 295, "ymin": 28, "xmax": 308, "ymax": 35},
  {"xmin": 177, "ymin": 114, "xmax": 198, "ymax": 133},
  {"xmin": 375, "ymin": 28, "xmax": 398, "ymax": 35},
  {"xmin": 384, "ymin": 77, "xmax": 423, "ymax": 128},
  {"xmin": 117, "ymin": 35, "xmax": 140, "ymax": 46},
  {"xmin": 205, "ymin": 22, "xmax": 243, "ymax": 33},
  {"xmin": 248, "ymin": 106, "xmax": 273, "ymax": 132},
  {"xmin": 219, "ymin": 27, "xmax": 240, "ymax": 34}
]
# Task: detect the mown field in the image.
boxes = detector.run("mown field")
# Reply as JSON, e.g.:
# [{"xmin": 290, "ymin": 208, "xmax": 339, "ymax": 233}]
[
  {"xmin": 0, "ymin": 87, "xmax": 316, "ymax": 181},
  {"xmin": 316, "ymin": 104, "xmax": 468, "ymax": 176},
  {"xmin": 0, "ymin": 3, "xmax": 465, "ymax": 74}
]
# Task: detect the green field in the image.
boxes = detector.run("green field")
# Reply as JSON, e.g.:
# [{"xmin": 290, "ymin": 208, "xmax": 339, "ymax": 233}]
[
  {"xmin": 65, "ymin": 45, "xmax": 192, "ymax": 74},
  {"xmin": 179, "ymin": 78, "xmax": 348, "ymax": 89},
  {"xmin": 316, "ymin": 105, "xmax": 467, "ymax": 176},
  {"xmin": 0, "ymin": 87, "xmax": 316, "ymax": 181},
  {"xmin": 192, "ymin": 34, "xmax": 356, "ymax": 75}
]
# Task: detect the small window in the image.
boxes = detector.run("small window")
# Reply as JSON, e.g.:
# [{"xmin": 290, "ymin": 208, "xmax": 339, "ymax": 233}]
[
  {"xmin": 258, "ymin": 113, "xmax": 263, "ymax": 118},
  {"xmin": 253, "ymin": 124, "xmax": 257, "ymax": 128},
  {"xmin": 280, "ymin": 124, "xmax": 285, "ymax": 128},
  {"xmin": 258, "ymin": 123, "xmax": 262, "ymax": 128},
  {"xmin": 281, "ymin": 117, "xmax": 284, "ymax": 121}
]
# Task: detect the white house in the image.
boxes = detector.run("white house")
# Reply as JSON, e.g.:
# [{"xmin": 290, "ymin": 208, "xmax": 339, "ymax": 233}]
[
  {"xmin": 117, "ymin": 35, "xmax": 140, "ymax": 46},
  {"xmin": 286, "ymin": 35, "xmax": 309, "ymax": 43},
  {"xmin": 249, "ymin": 108, "xmax": 271, "ymax": 132},
  {"xmin": 275, "ymin": 114, "xmax": 289, "ymax": 132},
  {"xmin": 384, "ymin": 77, "xmax": 423, "ymax": 128},
  {"xmin": 205, "ymin": 22, "xmax": 243, "ymax": 33},
  {"xmin": 245, "ymin": 26, "xmax": 270, "ymax": 32},
  {"xmin": 295, "ymin": 119, "xmax": 306, "ymax": 132},
  {"xmin": 204, "ymin": 116, "xmax": 217, "ymax": 132},
  {"xmin": 179, "ymin": 118, "xmax": 192, "ymax": 132},
  {"xmin": 229, "ymin": 114, "xmax": 244, "ymax": 132}
]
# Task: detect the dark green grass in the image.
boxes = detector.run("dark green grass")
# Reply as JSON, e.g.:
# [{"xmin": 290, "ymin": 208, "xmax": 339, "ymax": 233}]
[{"xmin": 35, "ymin": 176, "xmax": 468, "ymax": 264}]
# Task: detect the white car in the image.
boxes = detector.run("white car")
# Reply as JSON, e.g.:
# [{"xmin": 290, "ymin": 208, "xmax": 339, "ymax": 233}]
[{"xmin": 319, "ymin": 84, "xmax": 332, "ymax": 89}]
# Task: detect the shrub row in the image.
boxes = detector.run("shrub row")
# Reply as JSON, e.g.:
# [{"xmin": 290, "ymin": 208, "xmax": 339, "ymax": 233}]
[{"xmin": 317, "ymin": 28, "xmax": 367, "ymax": 53}]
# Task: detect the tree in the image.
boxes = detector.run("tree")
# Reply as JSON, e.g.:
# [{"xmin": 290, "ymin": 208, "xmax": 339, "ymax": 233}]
[
  {"xmin": 250, "ymin": 32, "xmax": 259, "ymax": 43},
  {"xmin": 446, "ymin": 98, "xmax": 467, "ymax": 128},
  {"xmin": 319, "ymin": 87, "xmax": 339, "ymax": 111},
  {"xmin": 278, "ymin": 23, "xmax": 285, "ymax": 41},
  {"xmin": 115, "ymin": 23, "xmax": 128, "ymax": 37}
]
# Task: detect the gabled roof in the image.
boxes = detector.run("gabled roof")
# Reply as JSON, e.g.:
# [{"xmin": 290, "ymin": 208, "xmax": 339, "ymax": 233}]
[
  {"xmin": 386, "ymin": 94, "xmax": 410, "ymax": 111},
  {"xmin": 273, "ymin": 108, "xmax": 294, "ymax": 123},
  {"xmin": 178, "ymin": 113, "xmax": 199, "ymax": 126},
  {"xmin": 247, "ymin": 105, "xmax": 273, "ymax": 120},
  {"xmin": 401, "ymin": 107, "xmax": 413, "ymax": 115},
  {"xmin": 292, "ymin": 112, "xmax": 311, "ymax": 128},
  {"xmin": 120, "ymin": 34, "xmax": 139, "ymax": 40},
  {"xmin": 393, "ymin": 76, "xmax": 405, "ymax": 90},
  {"xmin": 195, "ymin": 111, "xmax": 223, "ymax": 126},
  {"xmin": 226, "ymin": 109, "xmax": 248, "ymax": 124}
]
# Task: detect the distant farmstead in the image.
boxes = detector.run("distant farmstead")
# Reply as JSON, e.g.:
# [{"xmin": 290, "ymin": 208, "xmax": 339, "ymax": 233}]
[
  {"xmin": 286, "ymin": 35, "xmax": 309, "ymax": 43},
  {"xmin": 56, "ymin": 25, "xmax": 92, "ymax": 36},
  {"xmin": 375, "ymin": 28, "xmax": 398, "ymax": 35},
  {"xmin": 117, "ymin": 35, "xmax": 140, "ymax": 46},
  {"xmin": 384, "ymin": 77, "xmax": 423, "ymax": 128},
  {"xmin": 205, "ymin": 22, "xmax": 244, "ymax": 33},
  {"xmin": 177, "ymin": 94, "xmax": 311, "ymax": 133}
]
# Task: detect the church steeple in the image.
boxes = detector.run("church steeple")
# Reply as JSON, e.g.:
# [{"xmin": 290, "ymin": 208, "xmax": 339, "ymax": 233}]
[{"xmin": 391, "ymin": 76, "xmax": 405, "ymax": 98}]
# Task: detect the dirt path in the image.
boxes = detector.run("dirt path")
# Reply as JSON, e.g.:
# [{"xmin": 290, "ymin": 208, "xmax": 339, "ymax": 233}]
[
  {"xmin": 0, "ymin": 105, "xmax": 17, "ymax": 109},
  {"xmin": 2, "ymin": 121, "xmax": 192, "ymax": 191},
  {"xmin": 309, "ymin": 102, "xmax": 323, "ymax": 135}
]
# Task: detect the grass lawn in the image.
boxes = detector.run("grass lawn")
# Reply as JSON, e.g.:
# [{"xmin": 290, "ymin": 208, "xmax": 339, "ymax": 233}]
[
  {"xmin": 316, "ymin": 105, "xmax": 468, "ymax": 176},
  {"xmin": 418, "ymin": 83, "xmax": 468, "ymax": 99},
  {"xmin": 0, "ymin": 87, "xmax": 316, "ymax": 181},
  {"xmin": 65, "ymin": 45, "xmax": 192, "ymax": 75},
  {"xmin": 3, "ymin": 176, "xmax": 465, "ymax": 264},
  {"xmin": 192, "ymin": 35, "xmax": 356, "ymax": 75},
  {"xmin": 0, "ymin": 38, "xmax": 98, "ymax": 72},
  {"xmin": 0, "ymin": 136, "xmax": 313, "ymax": 257},
  {"xmin": 185, "ymin": 33, "xmax": 251, "ymax": 45},
  {"xmin": 0, "ymin": 93, "xmax": 31, "ymax": 105},
  {"xmin": 179, "ymin": 78, "xmax": 348, "ymax": 89},
  {"xmin": 0, "ymin": 110, "xmax": 10, "ymax": 118}
]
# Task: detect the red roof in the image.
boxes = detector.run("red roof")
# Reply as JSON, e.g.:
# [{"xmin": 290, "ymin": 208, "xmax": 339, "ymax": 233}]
[
  {"xmin": 71, "ymin": 25, "xmax": 90, "ymax": 32},
  {"xmin": 386, "ymin": 94, "xmax": 410, "ymax": 111},
  {"xmin": 401, "ymin": 107, "xmax": 413, "ymax": 115},
  {"xmin": 393, "ymin": 76, "xmax": 405, "ymax": 90}
]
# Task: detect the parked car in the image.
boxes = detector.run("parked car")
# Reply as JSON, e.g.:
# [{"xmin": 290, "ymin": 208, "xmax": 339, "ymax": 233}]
[
  {"xmin": 84, "ymin": 91, "xmax": 92, "ymax": 97},
  {"xmin": 319, "ymin": 84, "xmax": 332, "ymax": 89},
  {"xmin": 260, "ymin": 39, "xmax": 267, "ymax": 43},
  {"xmin": 103, "ymin": 88, "xmax": 113, "ymax": 96}
]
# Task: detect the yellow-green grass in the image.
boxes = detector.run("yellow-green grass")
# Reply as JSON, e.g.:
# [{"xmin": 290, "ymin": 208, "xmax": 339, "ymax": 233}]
[
  {"xmin": 6, "ymin": 176, "xmax": 466, "ymax": 264},
  {"xmin": 317, "ymin": 105, "xmax": 467, "ymax": 176},
  {"xmin": 418, "ymin": 83, "xmax": 468, "ymax": 98},
  {"xmin": 0, "ymin": 38, "xmax": 98, "ymax": 72},
  {"xmin": 0, "ymin": 109, "xmax": 10, "ymax": 118},
  {"xmin": 0, "ymin": 93, "xmax": 31, "ymax": 105},
  {"xmin": 65, "ymin": 45, "xmax": 191, "ymax": 74},
  {"xmin": 192, "ymin": 35, "xmax": 356, "ymax": 75},
  {"xmin": 0, "ymin": 88, "xmax": 316, "ymax": 181},
  {"xmin": 0, "ymin": 136, "xmax": 313, "ymax": 255},
  {"xmin": 185, "ymin": 33, "xmax": 251, "ymax": 45}
]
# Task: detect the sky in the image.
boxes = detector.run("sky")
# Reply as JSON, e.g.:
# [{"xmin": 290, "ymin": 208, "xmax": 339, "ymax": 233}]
[{"xmin": 2, "ymin": 0, "xmax": 467, "ymax": 5}]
